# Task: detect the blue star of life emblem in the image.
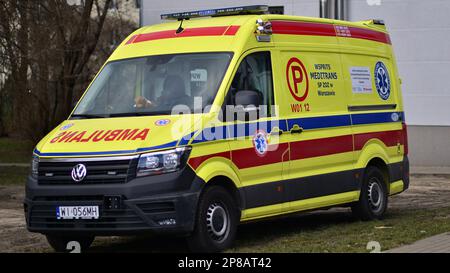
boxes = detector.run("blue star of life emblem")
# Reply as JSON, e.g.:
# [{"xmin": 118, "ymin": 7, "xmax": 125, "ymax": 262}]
[
  {"xmin": 375, "ymin": 61, "xmax": 390, "ymax": 100},
  {"xmin": 253, "ymin": 131, "xmax": 268, "ymax": 156}
]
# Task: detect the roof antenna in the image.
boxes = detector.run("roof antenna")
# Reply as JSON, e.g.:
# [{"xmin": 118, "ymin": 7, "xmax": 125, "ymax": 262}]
[{"xmin": 176, "ymin": 18, "xmax": 186, "ymax": 34}]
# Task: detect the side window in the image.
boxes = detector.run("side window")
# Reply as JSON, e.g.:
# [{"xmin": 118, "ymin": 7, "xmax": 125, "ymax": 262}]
[{"xmin": 229, "ymin": 51, "xmax": 274, "ymax": 117}]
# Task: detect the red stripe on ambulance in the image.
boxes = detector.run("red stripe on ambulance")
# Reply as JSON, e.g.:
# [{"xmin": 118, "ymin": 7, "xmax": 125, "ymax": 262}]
[
  {"xmin": 354, "ymin": 130, "xmax": 403, "ymax": 150},
  {"xmin": 289, "ymin": 135, "xmax": 353, "ymax": 161},
  {"xmin": 127, "ymin": 25, "xmax": 240, "ymax": 44},
  {"xmin": 188, "ymin": 151, "xmax": 231, "ymax": 170},
  {"xmin": 271, "ymin": 20, "xmax": 391, "ymax": 45},
  {"xmin": 346, "ymin": 26, "xmax": 391, "ymax": 44},
  {"xmin": 188, "ymin": 130, "xmax": 403, "ymax": 170},
  {"xmin": 272, "ymin": 21, "xmax": 336, "ymax": 37},
  {"xmin": 232, "ymin": 143, "xmax": 289, "ymax": 169}
]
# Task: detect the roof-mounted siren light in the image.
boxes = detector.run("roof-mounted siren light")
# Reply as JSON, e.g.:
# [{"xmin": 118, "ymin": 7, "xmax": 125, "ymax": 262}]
[{"xmin": 160, "ymin": 5, "xmax": 269, "ymax": 20}]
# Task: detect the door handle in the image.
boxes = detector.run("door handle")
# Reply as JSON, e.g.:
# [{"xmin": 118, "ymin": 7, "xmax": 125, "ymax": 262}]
[
  {"xmin": 270, "ymin": 127, "xmax": 284, "ymax": 136},
  {"xmin": 290, "ymin": 124, "xmax": 304, "ymax": 134}
]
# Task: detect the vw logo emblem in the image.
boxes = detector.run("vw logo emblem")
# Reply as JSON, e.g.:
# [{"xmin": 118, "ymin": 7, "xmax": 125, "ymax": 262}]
[{"xmin": 71, "ymin": 164, "xmax": 87, "ymax": 182}]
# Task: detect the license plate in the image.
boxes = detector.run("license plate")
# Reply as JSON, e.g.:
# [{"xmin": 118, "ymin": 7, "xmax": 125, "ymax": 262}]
[{"xmin": 57, "ymin": 206, "xmax": 99, "ymax": 219}]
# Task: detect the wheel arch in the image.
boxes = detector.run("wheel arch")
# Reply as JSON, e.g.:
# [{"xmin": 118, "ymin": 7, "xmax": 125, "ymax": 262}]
[
  {"xmin": 356, "ymin": 140, "xmax": 391, "ymax": 190},
  {"xmin": 365, "ymin": 157, "xmax": 390, "ymax": 192},
  {"xmin": 203, "ymin": 175, "xmax": 244, "ymax": 213},
  {"xmin": 190, "ymin": 155, "xmax": 244, "ymax": 213}
]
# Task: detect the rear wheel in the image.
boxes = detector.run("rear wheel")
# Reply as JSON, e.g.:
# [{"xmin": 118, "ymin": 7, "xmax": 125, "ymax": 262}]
[
  {"xmin": 46, "ymin": 234, "xmax": 95, "ymax": 253},
  {"xmin": 187, "ymin": 185, "xmax": 239, "ymax": 252},
  {"xmin": 352, "ymin": 166, "xmax": 388, "ymax": 220}
]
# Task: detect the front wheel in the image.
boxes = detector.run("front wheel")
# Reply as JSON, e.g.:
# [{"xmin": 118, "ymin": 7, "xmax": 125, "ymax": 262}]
[
  {"xmin": 352, "ymin": 166, "xmax": 388, "ymax": 220},
  {"xmin": 46, "ymin": 234, "xmax": 95, "ymax": 253},
  {"xmin": 187, "ymin": 186, "xmax": 239, "ymax": 252}
]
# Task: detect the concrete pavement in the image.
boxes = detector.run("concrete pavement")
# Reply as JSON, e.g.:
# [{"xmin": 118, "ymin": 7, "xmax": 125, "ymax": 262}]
[{"xmin": 386, "ymin": 232, "xmax": 450, "ymax": 253}]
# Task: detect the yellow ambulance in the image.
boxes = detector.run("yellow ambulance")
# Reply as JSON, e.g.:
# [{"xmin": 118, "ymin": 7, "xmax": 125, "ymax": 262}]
[{"xmin": 25, "ymin": 5, "xmax": 409, "ymax": 252}]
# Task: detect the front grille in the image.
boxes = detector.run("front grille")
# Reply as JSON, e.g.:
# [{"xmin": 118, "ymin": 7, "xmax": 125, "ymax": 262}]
[
  {"xmin": 33, "ymin": 196, "xmax": 104, "ymax": 202},
  {"xmin": 38, "ymin": 158, "xmax": 137, "ymax": 185}
]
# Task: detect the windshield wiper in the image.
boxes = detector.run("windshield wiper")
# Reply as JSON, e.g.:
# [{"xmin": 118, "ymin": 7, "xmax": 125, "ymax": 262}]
[
  {"xmin": 70, "ymin": 114, "xmax": 108, "ymax": 119},
  {"xmin": 109, "ymin": 111, "xmax": 171, "ymax": 117}
]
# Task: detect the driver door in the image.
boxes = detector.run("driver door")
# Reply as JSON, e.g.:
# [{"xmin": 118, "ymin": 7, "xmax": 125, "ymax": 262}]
[{"xmin": 227, "ymin": 50, "xmax": 289, "ymax": 219}]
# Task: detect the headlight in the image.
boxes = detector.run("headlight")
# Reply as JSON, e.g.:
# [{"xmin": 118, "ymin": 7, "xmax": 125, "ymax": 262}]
[
  {"xmin": 137, "ymin": 147, "xmax": 191, "ymax": 177},
  {"xmin": 31, "ymin": 155, "xmax": 39, "ymax": 178}
]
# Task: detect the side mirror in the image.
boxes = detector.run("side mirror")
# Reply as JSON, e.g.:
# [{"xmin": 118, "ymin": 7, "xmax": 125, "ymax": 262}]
[
  {"xmin": 235, "ymin": 90, "xmax": 261, "ymax": 107},
  {"xmin": 234, "ymin": 90, "xmax": 261, "ymax": 121}
]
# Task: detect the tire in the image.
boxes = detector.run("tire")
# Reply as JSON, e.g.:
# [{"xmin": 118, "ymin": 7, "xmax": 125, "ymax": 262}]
[
  {"xmin": 46, "ymin": 234, "xmax": 95, "ymax": 253},
  {"xmin": 352, "ymin": 166, "xmax": 388, "ymax": 221},
  {"xmin": 187, "ymin": 185, "xmax": 239, "ymax": 253}
]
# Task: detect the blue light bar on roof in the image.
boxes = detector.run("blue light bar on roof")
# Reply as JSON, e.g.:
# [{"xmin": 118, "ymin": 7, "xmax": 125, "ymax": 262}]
[{"xmin": 160, "ymin": 5, "xmax": 269, "ymax": 20}]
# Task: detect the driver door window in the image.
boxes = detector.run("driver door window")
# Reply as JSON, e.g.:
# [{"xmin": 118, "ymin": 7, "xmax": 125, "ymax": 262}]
[{"xmin": 229, "ymin": 51, "xmax": 275, "ymax": 117}]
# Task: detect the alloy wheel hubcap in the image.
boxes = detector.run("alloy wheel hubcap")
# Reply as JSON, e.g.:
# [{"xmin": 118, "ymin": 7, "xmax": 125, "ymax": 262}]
[
  {"xmin": 206, "ymin": 203, "xmax": 230, "ymax": 242},
  {"xmin": 368, "ymin": 178, "xmax": 384, "ymax": 213}
]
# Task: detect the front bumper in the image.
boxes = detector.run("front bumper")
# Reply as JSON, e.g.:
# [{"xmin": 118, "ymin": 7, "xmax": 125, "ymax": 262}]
[{"xmin": 24, "ymin": 166, "xmax": 204, "ymax": 235}]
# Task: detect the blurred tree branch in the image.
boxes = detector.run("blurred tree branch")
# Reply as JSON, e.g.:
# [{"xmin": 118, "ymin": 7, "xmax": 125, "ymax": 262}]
[{"xmin": 0, "ymin": 0, "xmax": 137, "ymax": 141}]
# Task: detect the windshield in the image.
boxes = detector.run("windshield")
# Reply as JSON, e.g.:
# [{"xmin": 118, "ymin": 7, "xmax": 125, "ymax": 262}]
[{"xmin": 72, "ymin": 52, "xmax": 232, "ymax": 118}]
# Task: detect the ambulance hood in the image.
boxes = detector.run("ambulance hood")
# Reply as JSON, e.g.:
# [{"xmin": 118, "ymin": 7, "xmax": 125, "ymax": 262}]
[{"xmin": 34, "ymin": 115, "xmax": 201, "ymax": 157}]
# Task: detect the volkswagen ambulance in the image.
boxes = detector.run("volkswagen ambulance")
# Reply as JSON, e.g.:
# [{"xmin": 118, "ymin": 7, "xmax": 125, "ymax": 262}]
[{"xmin": 25, "ymin": 5, "xmax": 409, "ymax": 252}]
